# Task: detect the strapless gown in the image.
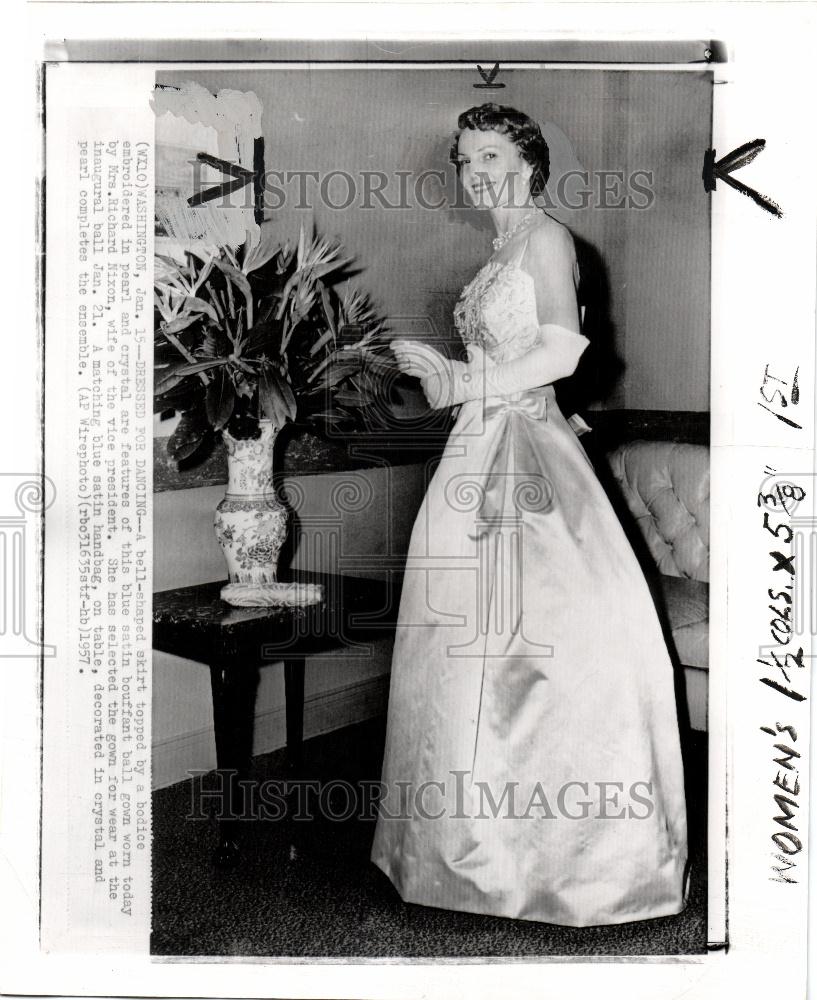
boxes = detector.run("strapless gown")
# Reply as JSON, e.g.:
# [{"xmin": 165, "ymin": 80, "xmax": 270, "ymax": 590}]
[{"xmin": 370, "ymin": 239, "xmax": 689, "ymax": 927}]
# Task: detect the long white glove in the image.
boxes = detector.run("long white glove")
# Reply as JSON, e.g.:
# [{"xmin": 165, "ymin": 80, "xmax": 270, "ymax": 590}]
[{"xmin": 391, "ymin": 326, "xmax": 589, "ymax": 410}]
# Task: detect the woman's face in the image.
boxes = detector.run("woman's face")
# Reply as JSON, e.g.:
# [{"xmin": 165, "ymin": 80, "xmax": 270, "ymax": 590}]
[{"xmin": 455, "ymin": 127, "xmax": 533, "ymax": 210}]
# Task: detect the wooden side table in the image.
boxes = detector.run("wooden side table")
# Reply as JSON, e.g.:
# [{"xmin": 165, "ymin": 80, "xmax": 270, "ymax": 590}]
[{"xmin": 153, "ymin": 570, "xmax": 400, "ymax": 866}]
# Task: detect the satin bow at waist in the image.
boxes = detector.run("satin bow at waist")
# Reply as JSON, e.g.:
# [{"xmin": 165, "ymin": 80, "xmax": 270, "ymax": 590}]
[
  {"xmin": 467, "ymin": 387, "xmax": 554, "ymax": 537},
  {"xmin": 482, "ymin": 388, "xmax": 549, "ymax": 422}
]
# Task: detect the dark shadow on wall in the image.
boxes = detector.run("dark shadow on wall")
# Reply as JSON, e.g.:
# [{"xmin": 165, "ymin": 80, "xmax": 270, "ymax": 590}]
[{"xmin": 555, "ymin": 232, "xmax": 625, "ymax": 416}]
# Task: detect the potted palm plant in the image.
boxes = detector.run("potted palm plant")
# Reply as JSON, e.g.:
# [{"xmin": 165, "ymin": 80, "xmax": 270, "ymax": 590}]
[{"xmin": 154, "ymin": 221, "xmax": 395, "ymax": 606}]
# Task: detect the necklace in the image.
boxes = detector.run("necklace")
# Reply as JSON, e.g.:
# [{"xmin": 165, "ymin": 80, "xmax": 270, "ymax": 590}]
[{"xmin": 492, "ymin": 210, "xmax": 540, "ymax": 252}]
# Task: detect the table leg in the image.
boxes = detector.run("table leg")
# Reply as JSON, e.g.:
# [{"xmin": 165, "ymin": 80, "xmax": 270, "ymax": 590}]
[
  {"xmin": 283, "ymin": 658, "xmax": 307, "ymax": 862},
  {"xmin": 283, "ymin": 657, "xmax": 305, "ymax": 773},
  {"xmin": 209, "ymin": 660, "xmax": 259, "ymax": 869}
]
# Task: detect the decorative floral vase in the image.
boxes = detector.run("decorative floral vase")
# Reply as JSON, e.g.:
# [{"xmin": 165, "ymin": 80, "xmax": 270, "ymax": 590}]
[{"xmin": 214, "ymin": 420, "xmax": 323, "ymax": 607}]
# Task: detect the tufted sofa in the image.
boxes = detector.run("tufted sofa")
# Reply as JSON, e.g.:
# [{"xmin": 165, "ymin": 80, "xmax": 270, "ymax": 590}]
[{"xmin": 605, "ymin": 440, "xmax": 710, "ymax": 731}]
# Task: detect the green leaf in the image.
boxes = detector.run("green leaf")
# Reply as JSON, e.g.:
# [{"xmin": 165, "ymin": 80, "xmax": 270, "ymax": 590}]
[
  {"xmin": 296, "ymin": 219, "xmax": 307, "ymax": 268},
  {"xmin": 155, "ymin": 361, "xmax": 191, "ymax": 393},
  {"xmin": 312, "ymin": 256, "xmax": 352, "ymax": 279},
  {"xmin": 242, "ymin": 221, "xmax": 282, "ymax": 274},
  {"xmin": 275, "ymin": 271, "xmax": 301, "ymax": 319},
  {"xmin": 154, "ymin": 380, "xmax": 201, "ymax": 414},
  {"xmin": 244, "ymin": 319, "xmax": 284, "ymax": 356},
  {"xmin": 308, "ymin": 328, "xmax": 335, "ymax": 357},
  {"xmin": 176, "ymin": 358, "xmax": 228, "ymax": 376},
  {"xmin": 205, "ymin": 367, "xmax": 236, "ymax": 431},
  {"xmin": 155, "ymin": 252, "xmax": 185, "ymax": 270},
  {"xmin": 234, "ymin": 375, "xmax": 255, "ymax": 399},
  {"xmin": 310, "ymin": 405, "xmax": 354, "ymax": 427},
  {"xmin": 259, "ymin": 367, "xmax": 297, "ymax": 427},
  {"xmin": 311, "ymin": 412, "xmax": 347, "ymax": 428},
  {"xmin": 162, "ymin": 314, "xmax": 200, "ymax": 336},
  {"xmin": 212, "ymin": 256, "xmax": 254, "ymax": 328},
  {"xmin": 154, "ymin": 340, "xmax": 183, "ymax": 365},
  {"xmin": 277, "ymin": 372, "xmax": 297, "ymax": 418},
  {"xmin": 319, "ymin": 283, "xmax": 336, "ymax": 336},
  {"xmin": 258, "ymin": 371, "xmax": 287, "ymax": 428},
  {"xmin": 184, "ymin": 295, "xmax": 220, "ymax": 323},
  {"xmin": 334, "ymin": 389, "xmax": 368, "ymax": 408},
  {"xmin": 168, "ymin": 409, "xmax": 209, "ymax": 462},
  {"xmin": 200, "ymin": 328, "xmax": 229, "ymax": 360},
  {"xmin": 311, "ymin": 358, "xmax": 362, "ymax": 387},
  {"xmin": 362, "ymin": 352, "xmax": 400, "ymax": 375}
]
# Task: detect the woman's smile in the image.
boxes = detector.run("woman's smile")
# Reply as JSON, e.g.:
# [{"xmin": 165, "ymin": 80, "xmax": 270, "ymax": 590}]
[{"xmin": 456, "ymin": 127, "xmax": 533, "ymax": 211}]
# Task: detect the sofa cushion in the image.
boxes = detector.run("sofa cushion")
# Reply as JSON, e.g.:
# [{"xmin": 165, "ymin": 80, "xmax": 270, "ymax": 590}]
[
  {"xmin": 658, "ymin": 574, "xmax": 709, "ymax": 670},
  {"xmin": 607, "ymin": 441, "xmax": 709, "ymax": 582}
]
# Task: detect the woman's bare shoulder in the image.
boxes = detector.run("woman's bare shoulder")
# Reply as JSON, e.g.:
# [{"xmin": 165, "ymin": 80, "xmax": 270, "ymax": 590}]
[{"xmin": 527, "ymin": 214, "xmax": 576, "ymax": 260}]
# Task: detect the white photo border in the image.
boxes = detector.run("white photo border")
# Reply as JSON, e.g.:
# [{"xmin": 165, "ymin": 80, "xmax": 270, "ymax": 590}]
[{"xmin": 4, "ymin": 5, "xmax": 815, "ymax": 999}]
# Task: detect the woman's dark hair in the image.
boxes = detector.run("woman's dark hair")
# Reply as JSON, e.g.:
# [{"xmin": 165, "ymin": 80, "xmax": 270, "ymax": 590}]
[{"xmin": 450, "ymin": 104, "xmax": 550, "ymax": 196}]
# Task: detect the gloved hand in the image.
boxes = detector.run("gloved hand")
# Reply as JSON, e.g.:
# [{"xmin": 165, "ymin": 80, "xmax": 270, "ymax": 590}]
[
  {"xmin": 391, "ymin": 326, "xmax": 589, "ymax": 410},
  {"xmin": 390, "ymin": 341, "xmax": 492, "ymax": 409}
]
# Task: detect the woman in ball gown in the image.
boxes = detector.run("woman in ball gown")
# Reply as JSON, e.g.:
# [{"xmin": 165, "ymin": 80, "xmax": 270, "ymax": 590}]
[{"xmin": 370, "ymin": 104, "xmax": 689, "ymax": 927}]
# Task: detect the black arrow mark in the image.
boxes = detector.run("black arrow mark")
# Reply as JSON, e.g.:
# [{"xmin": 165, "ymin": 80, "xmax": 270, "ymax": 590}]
[
  {"xmin": 188, "ymin": 137, "xmax": 266, "ymax": 223},
  {"xmin": 474, "ymin": 63, "xmax": 504, "ymax": 90},
  {"xmin": 188, "ymin": 153, "xmax": 254, "ymax": 205},
  {"xmin": 702, "ymin": 139, "xmax": 783, "ymax": 218},
  {"xmin": 758, "ymin": 403, "xmax": 803, "ymax": 429}
]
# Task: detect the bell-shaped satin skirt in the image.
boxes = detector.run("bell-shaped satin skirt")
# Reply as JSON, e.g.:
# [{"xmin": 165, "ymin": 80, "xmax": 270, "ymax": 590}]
[{"xmin": 371, "ymin": 386, "xmax": 689, "ymax": 927}]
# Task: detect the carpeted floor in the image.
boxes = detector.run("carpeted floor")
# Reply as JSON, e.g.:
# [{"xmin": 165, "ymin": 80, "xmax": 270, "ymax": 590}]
[{"xmin": 151, "ymin": 717, "xmax": 709, "ymax": 957}]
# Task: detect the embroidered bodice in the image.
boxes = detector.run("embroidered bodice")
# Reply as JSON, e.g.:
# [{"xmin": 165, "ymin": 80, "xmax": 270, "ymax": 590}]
[{"xmin": 453, "ymin": 260, "xmax": 545, "ymax": 364}]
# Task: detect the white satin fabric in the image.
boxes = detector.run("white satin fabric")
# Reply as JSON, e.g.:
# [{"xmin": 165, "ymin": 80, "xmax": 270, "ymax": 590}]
[{"xmin": 371, "ymin": 244, "xmax": 689, "ymax": 927}]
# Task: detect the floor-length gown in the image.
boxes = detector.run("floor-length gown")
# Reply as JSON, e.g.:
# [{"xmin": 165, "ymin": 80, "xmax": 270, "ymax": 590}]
[{"xmin": 371, "ymin": 232, "xmax": 689, "ymax": 927}]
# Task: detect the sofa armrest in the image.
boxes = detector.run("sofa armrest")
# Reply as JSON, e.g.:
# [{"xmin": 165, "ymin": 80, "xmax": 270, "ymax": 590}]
[{"xmin": 657, "ymin": 574, "xmax": 708, "ymax": 671}]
